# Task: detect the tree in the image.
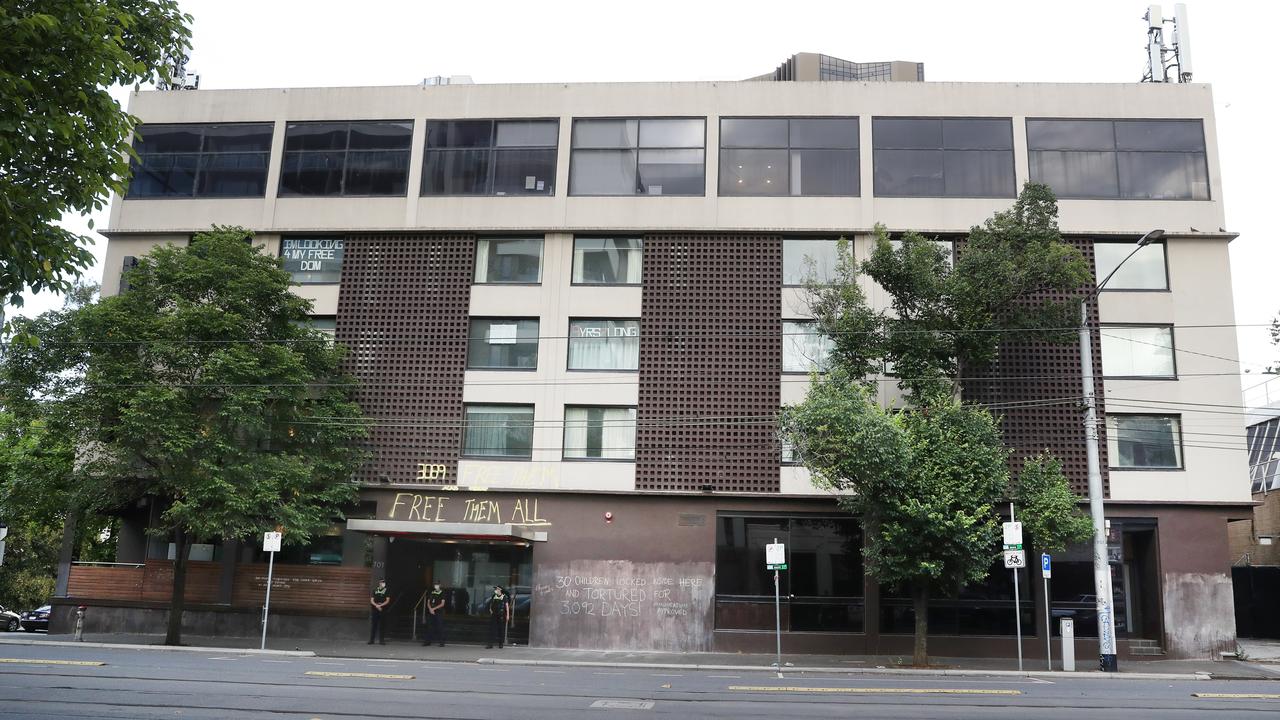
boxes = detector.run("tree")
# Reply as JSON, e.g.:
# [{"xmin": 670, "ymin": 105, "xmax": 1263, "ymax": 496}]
[
  {"xmin": 0, "ymin": 1, "xmax": 191, "ymax": 326},
  {"xmin": 2, "ymin": 228, "xmax": 369, "ymax": 645}
]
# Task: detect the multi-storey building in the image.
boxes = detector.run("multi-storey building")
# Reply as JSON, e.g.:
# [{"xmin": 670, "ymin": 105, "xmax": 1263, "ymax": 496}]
[{"xmin": 56, "ymin": 71, "xmax": 1253, "ymax": 660}]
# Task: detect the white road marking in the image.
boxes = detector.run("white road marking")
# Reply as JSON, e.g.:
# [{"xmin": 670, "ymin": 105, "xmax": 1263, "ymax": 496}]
[
  {"xmin": 261, "ymin": 659, "xmax": 291, "ymax": 663},
  {"xmin": 533, "ymin": 669, "xmax": 566, "ymax": 674},
  {"xmin": 652, "ymin": 673, "xmax": 683, "ymax": 677},
  {"xmin": 593, "ymin": 671, "xmax": 625, "ymax": 675},
  {"xmin": 708, "ymin": 674, "xmax": 742, "ymax": 679}
]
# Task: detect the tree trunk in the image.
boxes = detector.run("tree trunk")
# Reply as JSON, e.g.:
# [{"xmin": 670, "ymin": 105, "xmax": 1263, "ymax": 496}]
[
  {"xmin": 164, "ymin": 528, "xmax": 190, "ymax": 646},
  {"xmin": 912, "ymin": 584, "xmax": 929, "ymax": 667}
]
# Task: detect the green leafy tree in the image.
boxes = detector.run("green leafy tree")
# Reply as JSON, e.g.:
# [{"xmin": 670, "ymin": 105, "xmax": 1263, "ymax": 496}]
[
  {"xmin": 2, "ymin": 228, "xmax": 369, "ymax": 645},
  {"xmin": 0, "ymin": 1, "xmax": 191, "ymax": 326},
  {"xmin": 1013, "ymin": 454, "xmax": 1094, "ymax": 556}
]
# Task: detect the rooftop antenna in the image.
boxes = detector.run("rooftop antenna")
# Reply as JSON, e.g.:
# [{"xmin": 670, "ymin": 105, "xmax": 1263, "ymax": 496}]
[
  {"xmin": 1142, "ymin": 4, "xmax": 1194, "ymax": 83},
  {"xmin": 157, "ymin": 52, "xmax": 200, "ymax": 91}
]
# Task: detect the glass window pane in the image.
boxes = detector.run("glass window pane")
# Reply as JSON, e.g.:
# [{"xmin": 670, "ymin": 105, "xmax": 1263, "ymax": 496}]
[
  {"xmin": 568, "ymin": 319, "xmax": 640, "ymax": 371},
  {"xmin": 942, "ymin": 119, "xmax": 1013, "ymax": 150},
  {"xmin": 720, "ymin": 118, "xmax": 788, "ymax": 148},
  {"xmin": 475, "ymin": 238, "xmax": 542, "ymax": 283},
  {"xmin": 715, "ymin": 517, "xmax": 788, "ymax": 596},
  {"xmin": 491, "ymin": 149, "xmax": 557, "ymax": 195},
  {"xmin": 873, "ymin": 118, "xmax": 942, "ymax": 149},
  {"xmin": 467, "ymin": 319, "xmax": 540, "ymax": 369},
  {"xmin": 873, "ymin": 149, "xmax": 944, "ymax": 196},
  {"xmin": 789, "ymin": 118, "xmax": 859, "ymax": 149},
  {"xmin": 569, "ymin": 149, "xmax": 637, "ymax": 195},
  {"xmin": 1107, "ymin": 415, "xmax": 1183, "ymax": 468},
  {"xmin": 790, "ymin": 149, "xmax": 859, "ymax": 196},
  {"xmin": 422, "ymin": 149, "xmax": 489, "ymax": 195},
  {"xmin": 495, "ymin": 120, "xmax": 559, "ymax": 148},
  {"xmin": 572, "ymin": 238, "xmax": 643, "ymax": 284},
  {"xmin": 1114, "ymin": 120, "xmax": 1204, "ymax": 151},
  {"xmin": 942, "ymin": 150, "xmax": 1015, "ymax": 197},
  {"xmin": 196, "ymin": 152, "xmax": 269, "ymax": 196},
  {"xmin": 133, "ymin": 125, "xmax": 203, "ymax": 154},
  {"xmin": 639, "ymin": 118, "xmax": 704, "ymax": 148},
  {"xmin": 783, "ymin": 321, "xmax": 833, "ymax": 372},
  {"xmin": 1028, "ymin": 150, "xmax": 1119, "ymax": 198},
  {"xmin": 128, "ymin": 153, "xmax": 198, "ymax": 197},
  {"xmin": 564, "ymin": 406, "xmax": 636, "ymax": 460},
  {"xmin": 280, "ymin": 237, "xmax": 344, "ymax": 284},
  {"xmin": 200, "ymin": 123, "xmax": 273, "ymax": 152},
  {"xmin": 783, "ymin": 240, "xmax": 840, "ymax": 285},
  {"xmin": 348, "ymin": 121, "xmax": 413, "ymax": 150},
  {"xmin": 637, "ymin": 148, "xmax": 704, "ymax": 195},
  {"xmin": 426, "ymin": 120, "xmax": 493, "ymax": 149},
  {"xmin": 573, "ymin": 119, "xmax": 638, "ymax": 149},
  {"xmin": 789, "ymin": 519, "xmax": 862, "ymax": 597},
  {"xmin": 285, "ymin": 122, "xmax": 348, "ymax": 152},
  {"xmin": 719, "ymin": 149, "xmax": 787, "ymax": 195},
  {"xmin": 1094, "ymin": 242, "xmax": 1168, "ymax": 290},
  {"xmin": 464, "ymin": 405, "xmax": 534, "ymax": 458},
  {"xmin": 1100, "ymin": 326, "xmax": 1176, "ymax": 377},
  {"xmin": 1117, "ymin": 151, "xmax": 1209, "ymax": 200},
  {"xmin": 279, "ymin": 151, "xmax": 344, "ymax": 196},
  {"xmin": 1026, "ymin": 119, "xmax": 1116, "ymax": 150},
  {"xmin": 344, "ymin": 150, "xmax": 410, "ymax": 195}
]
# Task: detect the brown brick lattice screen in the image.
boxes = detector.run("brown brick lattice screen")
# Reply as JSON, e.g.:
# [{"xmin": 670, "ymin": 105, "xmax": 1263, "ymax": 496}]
[
  {"xmin": 636, "ymin": 234, "xmax": 783, "ymax": 492},
  {"xmin": 336, "ymin": 234, "xmax": 475, "ymax": 484},
  {"xmin": 960, "ymin": 236, "xmax": 1108, "ymax": 496}
]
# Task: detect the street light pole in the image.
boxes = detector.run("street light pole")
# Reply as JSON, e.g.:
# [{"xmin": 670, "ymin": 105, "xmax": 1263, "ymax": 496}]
[{"xmin": 1079, "ymin": 228, "xmax": 1163, "ymax": 673}]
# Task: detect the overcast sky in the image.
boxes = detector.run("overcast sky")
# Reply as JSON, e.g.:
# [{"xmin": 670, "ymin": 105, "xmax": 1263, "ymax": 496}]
[{"xmin": 18, "ymin": 0, "xmax": 1278, "ymax": 399}]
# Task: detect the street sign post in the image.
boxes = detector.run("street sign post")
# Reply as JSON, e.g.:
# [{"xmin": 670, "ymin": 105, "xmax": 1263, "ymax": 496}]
[
  {"xmin": 1041, "ymin": 553, "xmax": 1052, "ymax": 670},
  {"xmin": 1004, "ymin": 512, "xmax": 1023, "ymax": 672},
  {"xmin": 261, "ymin": 531, "xmax": 282, "ymax": 650},
  {"xmin": 765, "ymin": 540, "xmax": 786, "ymax": 678}
]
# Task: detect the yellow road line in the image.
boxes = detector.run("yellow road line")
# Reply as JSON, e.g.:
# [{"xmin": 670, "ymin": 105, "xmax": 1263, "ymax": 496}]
[
  {"xmin": 729, "ymin": 685, "xmax": 1021, "ymax": 696},
  {"xmin": 304, "ymin": 670, "xmax": 414, "ymax": 680},
  {"xmin": 0, "ymin": 658, "xmax": 105, "ymax": 667},
  {"xmin": 1193, "ymin": 693, "xmax": 1280, "ymax": 700}
]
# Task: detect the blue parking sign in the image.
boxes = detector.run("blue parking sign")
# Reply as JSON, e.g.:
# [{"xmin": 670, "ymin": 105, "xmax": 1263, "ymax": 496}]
[{"xmin": 1041, "ymin": 553, "xmax": 1052, "ymax": 578}]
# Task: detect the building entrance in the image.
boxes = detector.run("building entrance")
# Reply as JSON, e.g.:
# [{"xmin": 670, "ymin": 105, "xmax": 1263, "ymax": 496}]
[{"xmin": 384, "ymin": 538, "xmax": 532, "ymax": 644}]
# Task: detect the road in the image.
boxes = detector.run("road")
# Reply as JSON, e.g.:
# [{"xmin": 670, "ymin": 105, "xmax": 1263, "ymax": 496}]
[{"xmin": 0, "ymin": 643, "xmax": 1277, "ymax": 719}]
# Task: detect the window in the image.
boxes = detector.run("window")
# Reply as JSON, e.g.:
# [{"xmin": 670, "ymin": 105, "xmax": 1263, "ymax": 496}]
[
  {"xmin": 422, "ymin": 119, "xmax": 558, "ymax": 196},
  {"xmin": 1107, "ymin": 415, "xmax": 1183, "ymax": 469},
  {"xmin": 563, "ymin": 406, "xmax": 636, "ymax": 460},
  {"xmin": 783, "ymin": 239, "xmax": 840, "ymax": 286},
  {"xmin": 719, "ymin": 117, "xmax": 859, "ymax": 196},
  {"xmin": 128, "ymin": 123, "xmax": 273, "ymax": 198},
  {"xmin": 1100, "ymin": 326, "xmax": 1176, "ymax": 377},
  {"xmin": 279, "ymin": 121, "xmax": 413, "ymax": 196},
  {"xmin": 569, "ymin": 118, "xmax": 705, "ymax": 196},
  {"xmin": 475, "ymin": 238, "xmax": 542, "ymax": 284},
  {"xmin": 1093, "ymin": 241, "xmax": 1168, "ymax": 290},
  {"xmin": 568, "ymin": 319, "xmax": 640, "ymax": 371},
  {"xmin": 783, "ymin": 321, "xmax": 833, "ymax": 373},
  {"xmin": 463, "ymin": 405, "xmax": 534, "ymax": 458},
  {"xmin": 572, "ymin": 238, "xmax": 642, "ymax": 284},
  {"xmin": 468, "ymin": 318, "xmax": 539, "ymax": 370},
  {"xmin": 873, "ymin": 118, "xmax": 1014, "ymax": 197},
  {"xmin": 280, "ymin": 237, "xmax": 344, "ymax": 284},
  {"xmin": 1027, "ymin": 119, "xmax": 1209, "ymax": 200}
]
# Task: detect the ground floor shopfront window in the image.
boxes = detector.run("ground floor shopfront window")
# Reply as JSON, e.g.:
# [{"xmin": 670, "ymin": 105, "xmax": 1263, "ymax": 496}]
[{"xmin": 879, "ymin": 557, "xmax": 1036, "ymax": 636}]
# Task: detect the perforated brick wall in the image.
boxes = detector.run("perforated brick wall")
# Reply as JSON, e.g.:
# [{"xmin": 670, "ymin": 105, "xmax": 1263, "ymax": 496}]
[
  {"xmin": 336, "ymin": 234, "xmax": 475, "ymax": 484},
  {"xmin": 636, "ymin": 233, "xmax": 783, "ymax": 492}
]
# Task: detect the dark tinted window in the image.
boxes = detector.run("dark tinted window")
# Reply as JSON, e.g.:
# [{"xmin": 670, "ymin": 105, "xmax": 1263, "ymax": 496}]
[
  {"xmin": 279, "ymin": 121, "xmax": 412, "ymax": 197},
  {"xmin": 570, "ymin": 118, "xmax": 705, "ymax": 196},
  {"xmin": 463, "ymin": 405, "xmax": 534, "ymax": 458},
  {"xmin": 1027, "ymin": 119, "xmax": 1209, "ymax": 199},
  {"xmin": 467, "ymin": 318, "xmax": 540, "ymax": 369},
  {"xmin": 422, "ymin": 119, "xmax": 558, "ymax": 196},
  {"xmin": 128, "ymin": 123, "xmax": 272, "ymax": 198},
  {"xmin": 873, "ymin": 118, "xmax": 1014, "ymax": 197},
  {"xmin": 280, "ymin": 237, "xmax": 344, "ymax": 284},
  {"xmin": 719, "ymin": 117, "xmax": 858, "ymax": 196}
]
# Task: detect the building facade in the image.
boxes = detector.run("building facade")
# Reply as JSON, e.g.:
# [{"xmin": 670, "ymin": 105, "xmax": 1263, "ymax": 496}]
[{"xmin": 56, "ymin": 76, "xmax": 1253, "ymax": 659}]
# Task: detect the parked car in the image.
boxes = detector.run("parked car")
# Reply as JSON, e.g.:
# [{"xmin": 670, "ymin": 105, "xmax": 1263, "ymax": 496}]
[
  {"xmin": 20, "ymin": 605, "xmax": 50, "ymax": 632},
  {"xmin": 0, "ymin": 605, "xmax": 20, "ymax": 632}
]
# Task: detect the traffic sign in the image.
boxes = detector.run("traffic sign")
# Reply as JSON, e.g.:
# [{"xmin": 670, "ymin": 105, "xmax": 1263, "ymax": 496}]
[
  {"xmin": 1041, "ymin": 553, "xmax": 1052, "ymax": 579},
  {"xmin": 1002, "ymin": 521, "xmax": 1023, "ymax": 547},
  {"xmin": 765, "ymin": 542, "xmax": 786, "ymax": 567},
  {"xmin": 263, "ymin": 531, "xmax": 282, "ymax": 553},
  {"xmin": 1003, "ymin": 549, "xmax": 1026, "ymax": 569}
]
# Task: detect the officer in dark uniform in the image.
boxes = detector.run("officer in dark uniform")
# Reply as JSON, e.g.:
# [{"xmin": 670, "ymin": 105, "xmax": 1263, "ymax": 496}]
[
  {"xmin": 485, "ymin": 585, "xmax": 510, "ymax": 649},
  {"xmin": 368, "ymin": 579, "xmax": 389, "ymax": 645},
  {"xmin": 422, "ymin": 583, "xmax": 446, "ymax": 647}
]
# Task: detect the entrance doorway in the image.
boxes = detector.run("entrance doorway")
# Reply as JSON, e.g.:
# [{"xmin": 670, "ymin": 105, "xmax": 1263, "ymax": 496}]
[{"xmin": 385, "ymin": 538, "xmax": 532, "ymax": 644}]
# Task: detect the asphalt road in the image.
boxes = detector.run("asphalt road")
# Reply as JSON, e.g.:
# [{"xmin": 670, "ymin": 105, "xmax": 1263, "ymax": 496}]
[{"xmin": 0, "ymin": 643, "xmax": 1277, "ymax": 719}]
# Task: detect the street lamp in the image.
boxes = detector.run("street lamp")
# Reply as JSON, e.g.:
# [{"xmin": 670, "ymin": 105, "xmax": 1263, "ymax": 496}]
[{"xmin": 1079, "ymin": 228, "xmax": 1164, "ymax": 672}]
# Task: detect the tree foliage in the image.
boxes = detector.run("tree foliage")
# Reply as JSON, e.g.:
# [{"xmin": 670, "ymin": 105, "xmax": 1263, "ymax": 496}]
[
  {"xmin": 0, "ymin": 1, "xmax": 191, "ymax": 323},
  {"xmin": 1012, "ymin": 454, "xmax": 1094, "ymax": 556},
  {"xmin": 2, "ymin": 228, "xmax": 369, "ymax": 644}
]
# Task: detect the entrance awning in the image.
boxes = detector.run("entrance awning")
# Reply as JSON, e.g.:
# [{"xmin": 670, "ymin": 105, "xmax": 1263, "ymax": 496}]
[{"xmin": 346, "ymin": 519, "xmax": 547, "ymax": 542}]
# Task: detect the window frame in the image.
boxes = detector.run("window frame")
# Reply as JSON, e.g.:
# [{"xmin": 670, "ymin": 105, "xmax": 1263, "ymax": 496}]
[
  {"xmin": 278, "ymin": 235, "xmax": 345, "ymax": 285},
  {"xmin": 473, "ymin": 237, "xmax": 544, "ymax": 285},
  {"xmin": 568, "ymin": 116, "xmax": 707, "ymax": 197},
  {"xmin": 461, "ymin": 403, "xmax": 536, "ymax": 460},
  {"xmin": 570, "ymin": 237, "xmax": 644, "ymax": 286},
  {"xmin": 566, "ymin": 318, "xmax": 641, "ymax": 372},
  {"xmin": 718, "ymin": 116, "xmax": 861, "ymax": 198},
  {"xmin": 561, "ymin": 404, "xmax": 638, "ymax": 462},
  {"xmin": 782, "ymin": 238, "xmax": 842, "ymax": 288},
  {"xmin": 782, "ymin": 319, "xmax": 834, "ymax": 374},
  {"xmin": 1105, "ymin": 413, "xmax": 1185, "ymax": 471},
  {"xmin": 871, "ymin": 116, "xmax": 1016, "ymax": 199},
  {"xmin": 420, "ymin": 117, "xmax": 560, "ymax": 197},
  {"xmin": 1092, "ymin": 240, "xmax": 1171, "ymax": 292},
  {"xmin": 466, "ymin": 317, "xmax": 541, "ymax": 372},
  {"xmin": 1098, "ymin": 323, "xmax": 1178, "ymax": 380},
  {"xmin": 126, "ymin": 122, "xmax": 274, "ymax": 200},
  {"xmin": 278, "ymin": 120, "xmax": 414, "ymax": 198}
]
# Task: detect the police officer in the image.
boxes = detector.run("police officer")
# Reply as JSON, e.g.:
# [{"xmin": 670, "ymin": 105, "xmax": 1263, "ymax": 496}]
[
  {"xmin": 485, "ymin": 585, "xmax": 510, "ymax": 650},
  {"xmin": 368, "ymin": 579, "xmax": 390, "ymax": 645},
  {"xmin": 422, "ymin": 582, "xmax": 446, "ymax": 647}
]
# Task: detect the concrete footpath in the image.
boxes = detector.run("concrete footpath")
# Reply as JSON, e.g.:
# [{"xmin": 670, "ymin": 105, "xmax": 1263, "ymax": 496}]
[{"xmin": 4, "ymin": 632, "xmax": 1278, "ymax": 681}]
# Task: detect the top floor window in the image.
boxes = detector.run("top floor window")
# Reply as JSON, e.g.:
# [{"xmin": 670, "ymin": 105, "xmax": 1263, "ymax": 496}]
[
  {"xmin": 570, "ymin": 118, "xmax": 705, "ymax": 196},
  {"xmin": 128, "ymin": 123, "xmax": 273, "ymax": 198},
  {"xmin": 872, "ymin": 117, "xmax": 1015, "ymax": 198},
  {"xmin": 422, "ymin": 119, "xmax": 559, "ymax": 196},
  {"xmin": 719, "ymin": 117, "xmax": 859, "ymax": 196},
  {"xmin": 1027, "ymin": 119, "xmax": 1209, "ymax": 200},
  {"xmin": 1094, "ymin": 241, "xmax": 1168, "ymax": 290},
  {"xmin": 280, "ymin": 121, "xmax": 413, "ymax": 197}
]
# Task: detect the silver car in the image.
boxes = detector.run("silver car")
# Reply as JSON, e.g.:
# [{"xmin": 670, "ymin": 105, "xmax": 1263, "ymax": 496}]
[{"xmin": 0, "ymin": 605, "xmax": 21, "ymax": 632}]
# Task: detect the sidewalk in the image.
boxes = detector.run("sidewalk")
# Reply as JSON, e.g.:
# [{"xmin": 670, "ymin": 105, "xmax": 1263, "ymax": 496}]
[{"xmin": 6, "ymin": 632, "xmax": 1277, "ymax": 680}]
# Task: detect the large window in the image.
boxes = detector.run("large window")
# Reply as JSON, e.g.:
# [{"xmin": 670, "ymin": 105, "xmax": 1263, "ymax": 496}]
[
  {"xmin": 1027, "ymin": 119, "xmax": 1209, "ymax": 200},
  {"xmin": 719, "ymin": 117, "xmax": 859, "ymax": 196},
  {"xmin": 569, "ymin": 118, "xmax": 705, "ymax": 196},
  {"xmin": 783, "ymin": 239, "xmax": 840, "ymax": 286},
  {"xmin": 280, "ymin": 237, "xmax": 344, "ymax": 284},
  {"xmin": 422, "ymin": 119, "xmax": 558, "ymax": 196},
  {"xmin": 568, "ymin": 319, "xmax": 640, "ymax": 371},
  {"xmin": 783, "ymin": 321, "xmax": 833, "ymax": 373},
  {"xmin": 872, "ymin": 118, "xmax": 1014, "ymax": 197},
  {"xmin": 128, "ymin": 123, "xmax": 273, "ymax": 198},
  {"xmin": 463, "ymin": 405, "xmax": 534, "ymax": 459},
  {"xmin": 563, "ymin": 406, "xmax": 637, "ymax": 460},
  {"xmin": 572, "ymin": 238, "xmax": 642, "ymax": 285},
  {"xmin": 279, "ymin": 121, "xmax": 413, "ymax": 196},
  {"xmin": 1094, "ymin": 241, "xmax": 1168, "ymax": 290},
  {"xmin": 468, "ymin": 318, "xmax": 539, "ymax": 370},
  {"xmin": 1100, "ymin": 325, "xmax": 1176, "ymax": 378},
  {"xmin": 1107, "ymin": 415, "xmax": 1183, "ymax": 469},
  {"xmin": 475, "ymin": 238, "xmax": 542, "ymax": 284}
]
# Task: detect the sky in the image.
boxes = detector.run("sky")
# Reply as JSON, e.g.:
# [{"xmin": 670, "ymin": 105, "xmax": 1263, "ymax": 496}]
[{"xmin": 16, "ymin": 0, "xmax": 1278, "ymax": 398}]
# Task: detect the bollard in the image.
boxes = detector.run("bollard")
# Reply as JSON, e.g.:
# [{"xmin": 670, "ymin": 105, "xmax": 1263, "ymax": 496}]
[
  {"xmin": 74, "ymin": 606, "xmax": 86, "ymax": 642},
  {"xmin": 1060, "ymin": 617, "xmax": 1075, "ymax": 672}
]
